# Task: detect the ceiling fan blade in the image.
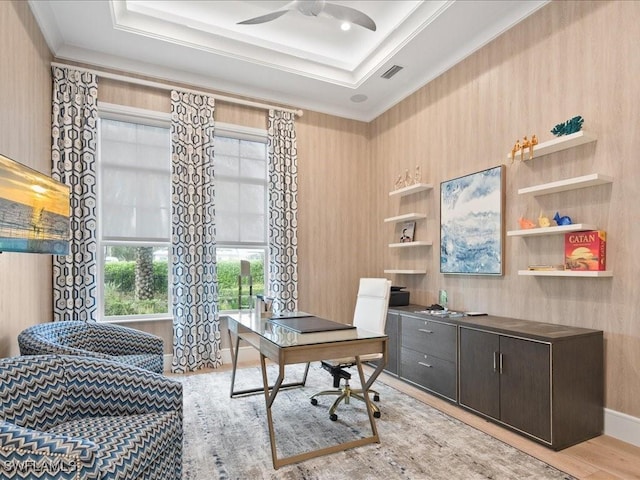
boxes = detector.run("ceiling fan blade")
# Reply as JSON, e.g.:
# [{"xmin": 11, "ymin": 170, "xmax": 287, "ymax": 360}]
[
  {"xmin": 322, "ymin": 3, "xmax": 377, "ymax": 31},
  {"xmin": 237, "ymin": 10, "xmax": 289, "ymax": 25}
]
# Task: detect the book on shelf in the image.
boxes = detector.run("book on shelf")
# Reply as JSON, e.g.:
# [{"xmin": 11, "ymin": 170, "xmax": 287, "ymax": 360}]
[
  {"xmin": 527, "ymin": 265, "xmax": 566, "ymax": 271},
  {"xmin": 400, "ymin": 221, "xmax": 416, "ymax": 243}
]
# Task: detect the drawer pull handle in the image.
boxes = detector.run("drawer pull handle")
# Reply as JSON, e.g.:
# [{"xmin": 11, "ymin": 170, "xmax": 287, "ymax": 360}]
[
  {"xmin": 418, "ymin": 329, "xmax": 433, "ymax": 334},
  {"xmin": 418, "ymin": 361, "xmax": 433, "ymax": 368}
]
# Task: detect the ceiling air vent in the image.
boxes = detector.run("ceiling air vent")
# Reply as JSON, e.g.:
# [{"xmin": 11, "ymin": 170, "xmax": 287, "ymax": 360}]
[{"xmin": 381, "ymin": 65, "xmax": 404, "ymax": 79}]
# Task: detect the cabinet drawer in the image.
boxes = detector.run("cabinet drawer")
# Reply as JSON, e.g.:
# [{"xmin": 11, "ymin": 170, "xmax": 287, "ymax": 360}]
[
  {"xmin": 401, "ymin": 316, "xmax": 456, "ymax": 362},
  {"xmin": 400, "ymin": 347, "xmax": 457, "ymax": 401}
]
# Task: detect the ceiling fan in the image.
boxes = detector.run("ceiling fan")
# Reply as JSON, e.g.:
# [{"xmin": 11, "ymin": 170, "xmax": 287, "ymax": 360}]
[{"xmin": 237, "ymin": 0, "xmax": 377, "ymax": 31}]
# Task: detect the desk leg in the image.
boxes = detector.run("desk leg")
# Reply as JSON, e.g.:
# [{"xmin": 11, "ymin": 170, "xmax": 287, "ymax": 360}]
[
  {"xmin": 260, "ymin": 354, "xmax": 285, "ymax": 468},
  {"xmin": 355, "ymin": 356, "xmax": 383, "ymax": 442},
  {"xmin": 228, "ymin": 330, "xmax": 241, "ymax": 398},
  {"xmin": 228, "ymin": 329, "xmax": 310, "ymax": 398}
]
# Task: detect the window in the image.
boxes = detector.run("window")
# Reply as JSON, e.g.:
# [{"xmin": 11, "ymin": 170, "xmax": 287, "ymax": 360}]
[
  {"xmin": 97, "ymin": 105, "xmax": 267, "ymax": 319},
  {"xmin": 97, "ymin": 104, "xmax": 171, "ymax": 321},
  {"xmin": 214, "ymin": 124, "xmax": 268, "ymax": 311}
]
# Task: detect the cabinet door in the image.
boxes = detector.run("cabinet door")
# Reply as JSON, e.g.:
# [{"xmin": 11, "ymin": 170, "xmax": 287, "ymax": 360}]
[
  {"xmin": 385, "ymin": 312, "xmax": 399, "ymax": 375},
  {"xmin": 459, "ymin": 328, "xmax": 500, "ymax": 419},
  {"xmin": 499, "ymin": 336, "xmax": 551, "ymax": 442}
]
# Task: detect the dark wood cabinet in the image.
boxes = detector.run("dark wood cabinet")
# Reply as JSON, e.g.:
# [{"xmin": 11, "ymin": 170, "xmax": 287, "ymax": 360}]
[
  {"xmin": 387, "ymin": 307, "xmax": 603, "ymax": 450},
  {"xmin": 458, "ymin": 321, "xmax": 602, "ymax": 450}
]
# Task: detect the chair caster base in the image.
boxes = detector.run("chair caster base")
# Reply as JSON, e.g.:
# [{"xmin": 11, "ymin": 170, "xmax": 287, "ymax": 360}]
[
  {"xmin": 373, "ymin": 394, "xmax": 380, "ymax": 402},
  {"xmin": 311, "ymin": 398, "xmax": 318, "ymax": 406},
  {"xmin": 373, "ymin": 410, "xmax": 381, "ymax": 418},
  {"xmin": 330, "ymin": 413, "xmax": 338, "ymax": 421}
]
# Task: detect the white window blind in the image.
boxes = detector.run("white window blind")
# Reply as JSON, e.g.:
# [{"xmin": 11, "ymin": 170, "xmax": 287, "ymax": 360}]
[
  {"xmin": 100, "ymin": 119, "xmax": 171, "ymax": 241},
  {"xmin": 215, "ymin": 135, "xmax": 267, "ymax": 244}
]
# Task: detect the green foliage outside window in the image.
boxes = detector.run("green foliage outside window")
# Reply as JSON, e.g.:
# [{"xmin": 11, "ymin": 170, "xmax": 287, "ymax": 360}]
[{"xmin": 104, "ymin": 259, "xmax": 264, "ymax": 316}]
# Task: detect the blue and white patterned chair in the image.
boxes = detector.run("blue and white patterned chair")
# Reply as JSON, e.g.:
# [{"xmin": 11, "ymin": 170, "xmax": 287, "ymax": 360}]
[
  {"xmin": 18, "ymin": 321, "xmax": 164, "ymax": 373},
  {"xmin": 0, "ymin": 355, "xmax": 182, "ymax": 479}
]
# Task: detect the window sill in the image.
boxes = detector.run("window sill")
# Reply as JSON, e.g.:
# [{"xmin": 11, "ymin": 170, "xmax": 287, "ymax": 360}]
[{"xmin": 101, "ymin": 315, "xmax": 173, "ymax": 325}]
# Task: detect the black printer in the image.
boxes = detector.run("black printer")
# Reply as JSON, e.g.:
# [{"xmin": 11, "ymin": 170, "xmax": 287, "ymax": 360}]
[{"xmin": 388, "ymin": 285, "xmax": 409, "ymax": 306}]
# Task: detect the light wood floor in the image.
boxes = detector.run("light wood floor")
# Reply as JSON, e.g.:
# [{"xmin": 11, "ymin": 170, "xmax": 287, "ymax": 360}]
[
  {"xmin": 183, "ymin": 362, "xmax": 640, "ymax": 479},
  {"xmin": 375, "ymin": 370, "xmax": 640, "ymax": 480}
]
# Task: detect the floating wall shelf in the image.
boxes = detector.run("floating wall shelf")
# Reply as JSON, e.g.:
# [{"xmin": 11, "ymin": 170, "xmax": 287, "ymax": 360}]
[
  {"xmin": 388, "ymin": 241, "xmax": 432, "ymax": 248},
  {"xmin": 389, "ymin": 183, "xmax": 433, "ymax": 197},
  {"xmin": 384, "ymin": 213, "xmax": 427, "ymax": 223},
  {"xmin": 507, "ymin": 224, "xmax": 599, "ymax": 237},
  {"xmin": 383, "ymin": 269, "xmax": 427, "ymax": 274},
  {"xmin": 518, "ymin": 173, "xmax": 613, "ymax": 196},
  {"xmin": 518, "ymin": 270, "xmax": 613, "ymax": 277},
  {"xmin": 507, "ymin": 131, "xmax": 597, "ymax": 161}
]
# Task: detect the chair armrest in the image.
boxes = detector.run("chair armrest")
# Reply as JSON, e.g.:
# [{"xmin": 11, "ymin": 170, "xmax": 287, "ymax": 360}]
[
  {"xmin": 18, "ymin": 332, "xmax": 111, "ymax": 360},
  {"xmin": 89, "ymin": 323, "xmax": 164, "ymax": 356},
  {"xmin": 64, "ymin": 356, "xmax": 182, "ymax": 417},
  {"xmin": 0, "ymin": 421, "xmax": 103, "ymax": 479}
]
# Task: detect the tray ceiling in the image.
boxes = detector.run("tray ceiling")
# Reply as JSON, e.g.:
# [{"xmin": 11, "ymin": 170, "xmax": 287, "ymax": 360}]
[{"xmin": 29, "ymin": 0, "xmax": 548, "ymax": 121}]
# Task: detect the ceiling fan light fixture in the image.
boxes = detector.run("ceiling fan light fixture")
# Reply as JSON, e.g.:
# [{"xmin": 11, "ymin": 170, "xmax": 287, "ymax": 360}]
[
  {"xmin": 340, "ymin": 21, "xmax": 351, "ymax": 31},
  {"xmin": 237, "ymin": 1, "xmax": 376, "ymax": 31}
]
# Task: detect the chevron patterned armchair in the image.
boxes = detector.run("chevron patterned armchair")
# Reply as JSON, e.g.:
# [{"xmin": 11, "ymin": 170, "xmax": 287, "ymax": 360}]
[
  {"xmin": 18, "ymin": 321, "xmax": 164, "ymax": 373},
  {"xmin": 0, "ymin": 355, "xmax": 182, "ymax": 479}
]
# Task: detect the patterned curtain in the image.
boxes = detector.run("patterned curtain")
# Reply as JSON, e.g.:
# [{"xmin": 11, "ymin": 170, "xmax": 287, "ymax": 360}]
[
  {"xmin": 267, "ymin": 110, "xmax": 299, "ymax": 313},
  {"xmin": 51, "ymin": 66, "xmax": 99, "ymax": 322},
  {"xmin": 170, "ymin": 90, "xmax": 222, "ymax": 373}
]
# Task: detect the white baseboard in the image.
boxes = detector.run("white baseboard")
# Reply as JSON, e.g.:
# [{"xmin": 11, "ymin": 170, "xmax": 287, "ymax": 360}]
[
  {"xmin": 163, "ymin": 352, "xmax": 640, "ymax": 448},
  {"xmin": 220, "ymin": 346, "xmax": 260, "ymax": 364},
  {"xmin": 605, "ymin": 408, "xmax": 640, "ymax": 447},
  {"xmin": 163, "ymin": 347, "xmax": 259, "ymax": 373},
  {"xmin": 163, "ymin": 354, "xmax": 172, "ymax": 372}
]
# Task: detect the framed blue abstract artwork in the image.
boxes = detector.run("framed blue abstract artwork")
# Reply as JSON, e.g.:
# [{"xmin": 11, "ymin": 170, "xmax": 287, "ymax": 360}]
[{"xmin": 440, "ymin": 165, "xmax": 505, "ymax": 275}]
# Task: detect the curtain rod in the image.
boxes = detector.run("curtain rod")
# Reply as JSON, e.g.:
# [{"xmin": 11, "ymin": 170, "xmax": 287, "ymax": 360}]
[{"xmin": 51, "ymin": 61, "xmax": 304, "ymax": 117}]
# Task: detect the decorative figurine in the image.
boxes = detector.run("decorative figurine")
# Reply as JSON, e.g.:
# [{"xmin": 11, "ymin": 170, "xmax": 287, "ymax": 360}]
[
  {"xmin": 553, "ymin": 211, "xmax": 573, "ymax": 226},
  {"xmin": 551, "ymin": 115, "xmax": 584, "ymax": 137},
  {"xmin": 538, "ymin": 211, "xmax": 551, "ymax": 228},
  {"xmin": 414, "ymin": 165, "xmax": 422, "ymax": 184},
  {"xmin": 511, "ymin": 139, "xmax": 521, "ymax": 164},
  {"xmin": 529, "ymin": 134, "xmax": 538, "ymax": 159},
  {"xmin": 394, "ymin": 174, "xmax": 404, "ymax": 190},
  {"xmin": 521, "ymin": 136, "xmax": 531, "ymax": 162},
  {"xmin": 518, "ymin": 216, "xmax": 536, "ymax": 229},
  {"xmin": 403, "ymin": 169, "xmax": 413, "ymax": 187}
]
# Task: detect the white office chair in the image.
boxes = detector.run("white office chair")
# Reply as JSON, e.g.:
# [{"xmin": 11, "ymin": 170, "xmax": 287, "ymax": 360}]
[{"xmin": 310, "ymin": 278, "xmax": 392, "ymax": 421}]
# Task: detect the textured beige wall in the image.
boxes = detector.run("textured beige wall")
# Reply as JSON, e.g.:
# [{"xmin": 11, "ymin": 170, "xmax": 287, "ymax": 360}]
[
  {"xmin": 371, "ymin": 0, "xmax": 640, "ymax": 417},
  {"xmin": 296, "ymin": 111, "xmax": 373, "ymax": 323},
  {"xmin": 0, "ymin": 1, "xmax": 53, "ymax": 356}
]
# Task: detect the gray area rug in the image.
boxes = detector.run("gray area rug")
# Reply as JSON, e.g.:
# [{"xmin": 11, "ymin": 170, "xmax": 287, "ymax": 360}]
[{"xmin": 178, "ymin": 364, "xmax": 575, "ymax": 480}]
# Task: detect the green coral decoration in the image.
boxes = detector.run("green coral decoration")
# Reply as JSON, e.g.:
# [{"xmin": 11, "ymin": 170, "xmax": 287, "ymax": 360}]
[{"xmin": 550, "ymin": 115, "xmax": 584, "ymax": 137}]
